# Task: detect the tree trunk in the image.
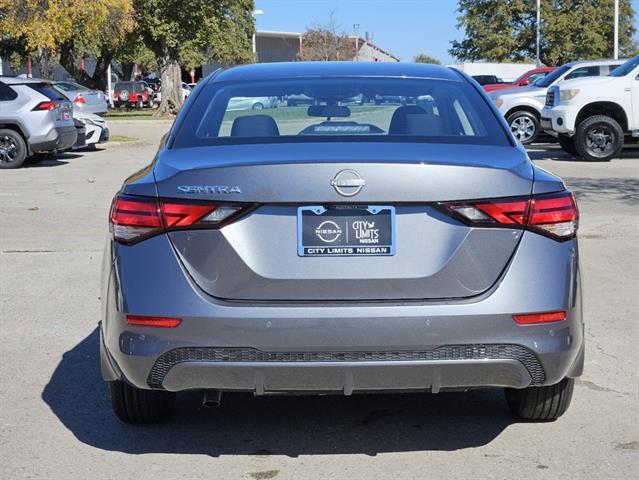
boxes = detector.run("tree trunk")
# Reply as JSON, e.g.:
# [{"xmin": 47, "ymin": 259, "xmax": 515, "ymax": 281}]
[
  {"xmin": 154, "ymin": 56, "xmax": 182, "ymax": 117},
  {"xmin": 59, "ymin": 42, "xmax": 113, "ymax": 91}
]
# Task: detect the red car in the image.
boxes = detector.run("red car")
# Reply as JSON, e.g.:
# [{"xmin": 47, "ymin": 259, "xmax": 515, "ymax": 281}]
[
  {"xmin": 483, "ymin": 67, "xmax": 555, "ymax": 92},
  {"xmin": 113, "ymin": 81, "xmax": 154, "ymax": 109}
]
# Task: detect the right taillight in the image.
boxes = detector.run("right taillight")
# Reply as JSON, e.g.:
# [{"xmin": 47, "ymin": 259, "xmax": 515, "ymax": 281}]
[
  {"xmin": 109, "ymin": 194, "xmax": 252, "ymax": 244},
  {"xmin": 439, "ymin": 191, "xmax": 578, "ymax": 241}
]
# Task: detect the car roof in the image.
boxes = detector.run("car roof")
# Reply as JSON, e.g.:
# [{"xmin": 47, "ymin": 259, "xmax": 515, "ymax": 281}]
[
  {"xmin": 213, "ymin": 61, "xmax": 463, "ymax": 83},
  {"xmin": 0, "ymin": 76, "xmax": 51, "ymax": 85},
  {"xmin": 563, "ymin": 58, "xmax": 627, "ymax": 68}
]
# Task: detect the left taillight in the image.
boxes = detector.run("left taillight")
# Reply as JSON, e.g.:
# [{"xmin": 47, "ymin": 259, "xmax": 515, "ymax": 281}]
[
  {"xmin": 32, "ymin": 101, "xmax": 61, "ymax": 111},
  {"xmin": 439, "ymin": 191, "xmax": 579, "ymax": 241},
  {"xmin": 73, "ymin": 95, "xmax": 86, "ymax": 104},
  {"xmin": 109, "ymin": 194, "xmax": 251, "ymax": 244}
]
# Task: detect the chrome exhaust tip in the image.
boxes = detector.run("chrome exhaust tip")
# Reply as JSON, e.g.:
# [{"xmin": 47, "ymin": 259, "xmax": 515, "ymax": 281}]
[{"xmin": 202, "ymin": 390, "xmax": 222, "ymax": 408}]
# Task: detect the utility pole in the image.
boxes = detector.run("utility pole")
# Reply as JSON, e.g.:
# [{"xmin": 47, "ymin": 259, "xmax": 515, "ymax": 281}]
[
  {"xmin": 252, "ymin": 9, "xmax": 264, "ymax": 59},
  {"xmin": 613, "ymin": 0, "xmax": 619, "ymax": 59},
  {"xmin": 353, "ymin": 24, "xmax": 360, "ymax": 62},
  {"xmin": 536, "ymin": 0, "xmax": 541, "ymax": 67}
]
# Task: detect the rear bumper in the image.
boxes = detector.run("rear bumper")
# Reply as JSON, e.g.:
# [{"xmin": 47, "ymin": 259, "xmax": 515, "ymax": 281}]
[
  {"xmin": 30, "ymin": 125, "xmax": 77, "ymax": 153},
  {"xmin": 101, "ymin": 232, "xmax": 584, "ymax": 393}
]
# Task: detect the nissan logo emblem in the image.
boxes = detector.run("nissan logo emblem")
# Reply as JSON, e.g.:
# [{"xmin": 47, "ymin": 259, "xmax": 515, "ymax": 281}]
[{"xmin": 331, "ymin": 169, "xmax": 366, "ymax": 197}]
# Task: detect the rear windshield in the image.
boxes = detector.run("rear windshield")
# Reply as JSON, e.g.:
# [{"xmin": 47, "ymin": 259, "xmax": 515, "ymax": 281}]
[
  {"xmin": 56, "ymin": 82, "xmax": 90, "ymax": 92},
  {"xmin": 173, "ymin": 77, "xmax": 510, "ymax": 148},
  {"xmin": 27, "ymin": 83, "xmax": 66, "ymax": 100}
]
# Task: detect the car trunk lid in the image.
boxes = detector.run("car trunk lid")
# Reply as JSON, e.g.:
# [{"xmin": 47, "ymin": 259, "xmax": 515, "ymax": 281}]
[{"xmin": 153, "ymin": 142, "xmax": 535, "ymax": 301}]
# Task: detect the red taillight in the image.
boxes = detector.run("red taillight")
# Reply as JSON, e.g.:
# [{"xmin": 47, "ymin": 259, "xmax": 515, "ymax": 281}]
[
  {"xmin": 440, "ymin": 191, "xmax": 578, "ymax": 241},
  {"xmin": 127, "ymin": 315, "xmax": 181, "ymax": 328},
  {"xmin": 513, "ymin": 311, "xmax": 566, "ymax": 324},
  {"xmin": 73, "ymin": 95, "xmax": 86, "ymax": 104},
  {"xmin": 109, "ymin": 194, "xmax": 250, "ymax": 244},
  {"xmin": 32, "ymin": 101, "xmax": 61, "ymax": 111}
]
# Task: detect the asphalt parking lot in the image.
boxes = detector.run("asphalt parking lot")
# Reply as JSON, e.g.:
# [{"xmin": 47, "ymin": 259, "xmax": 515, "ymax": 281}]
[{"xmin": 1, "ymin": 121, "xmax": 637, "ymax": 479}]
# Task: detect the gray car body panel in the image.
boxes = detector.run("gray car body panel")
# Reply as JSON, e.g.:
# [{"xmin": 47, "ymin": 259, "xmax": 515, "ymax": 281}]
[
  {"xmin": 0, "ymin": 77, "xmax": 76, "ymax": 152},
  {"xmin": 101, "ymin": 62, "xmax": 584, "ymax": 394}
]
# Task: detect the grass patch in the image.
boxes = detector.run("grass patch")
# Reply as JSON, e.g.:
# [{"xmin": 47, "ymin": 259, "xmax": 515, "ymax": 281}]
[
  {"xmin": 104, "ymin": 109, "xmax": 171, "ymax": 120},
  {"xmin": 110, "ymin": 134, "xmax": 139, "ymax": 142}
]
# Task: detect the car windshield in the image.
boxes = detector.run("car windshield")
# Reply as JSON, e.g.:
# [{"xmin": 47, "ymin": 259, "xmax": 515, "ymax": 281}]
[
  {"xmin": 534, "ymin": 64, "xmax": 571, "ymax": 87},
  {"xmin": 174, "ymin": 77, "xmax": 510, "ymax": 148},
  {"xmin": 609, "ymin": 55, "xmax": 639, "ymax": 77}
]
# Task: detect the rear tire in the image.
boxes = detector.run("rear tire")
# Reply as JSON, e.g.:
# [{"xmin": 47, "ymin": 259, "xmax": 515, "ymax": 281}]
[
  {"xmin": 136, "ymin": 98, "xmax": 143, "ymax": 110},
  {"xmin": 0, "ymin": 129, "xmax": 27, "ymax": 169},
  {"xmin": 558, "ymin": 134, "xmax": 578, "ymax": 155},
  {"xmin": 109, "ymin": 380, "xmax": 175, "ymax": 424},
  {"xmin": 507, "ymin": 110, "xmax": 540, "ymax": 145},
  {"xmin": 574, "ymin": 115, "xmax": 624, "ymax": 162},
  {"xmin": 505, "ymin": 377, "xmax": 574, "ymax": 421}
]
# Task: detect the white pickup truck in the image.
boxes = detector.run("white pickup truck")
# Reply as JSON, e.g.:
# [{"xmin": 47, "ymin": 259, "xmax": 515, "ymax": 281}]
[{"xmin": 541, "ymin": 55, "xmax": 639, "ymax": 161}]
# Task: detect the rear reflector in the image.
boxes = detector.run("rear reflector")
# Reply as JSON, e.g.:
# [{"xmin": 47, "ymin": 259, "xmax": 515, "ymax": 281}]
[
  {"xmin": 513, "ymin": 311, "xmax": 566, "ymax": 325},
  {"xmin": 109, "ymin": 194, "xmax": 252, "ymax": 244},
  {"xmin": 440, "ymin": 191, "xmax": 578, "ymax": 241},
  {"xmin": 127, "ymin": 315, "xmax": 181, "ymax": 328}
]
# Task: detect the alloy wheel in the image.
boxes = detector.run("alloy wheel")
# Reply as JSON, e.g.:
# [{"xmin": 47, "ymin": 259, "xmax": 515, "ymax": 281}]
[
  {"xmin": 0, "ymin": 135, "xmax": 19, "ymax": 165},
  {"xmin": 510, "ymin": 116, "xmax": 536, "ymax": 142},
  {"xmin": 585, "ymin": 126, "xmax": 615, "ymax": 158}
]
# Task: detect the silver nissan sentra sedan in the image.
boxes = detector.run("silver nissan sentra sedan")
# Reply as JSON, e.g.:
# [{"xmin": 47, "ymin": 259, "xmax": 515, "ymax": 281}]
[{"xmin": 101, "ymin": 62, "xmax": 583, "ymax": 423}]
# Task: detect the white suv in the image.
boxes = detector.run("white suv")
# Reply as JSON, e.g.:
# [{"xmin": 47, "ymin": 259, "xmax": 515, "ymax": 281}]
[
  {"xmin": 490, "ymin": 59, "xmax": 624, "ymax": 144},
  {"xmin": 541, "ymin": 55, "xmax": 639, "ymax": 161}
]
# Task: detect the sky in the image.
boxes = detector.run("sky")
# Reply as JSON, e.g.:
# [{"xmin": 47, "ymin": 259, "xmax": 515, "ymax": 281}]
[{"xmin": 255, "ymin": 0, "xmax": 639, "ymax": 64}]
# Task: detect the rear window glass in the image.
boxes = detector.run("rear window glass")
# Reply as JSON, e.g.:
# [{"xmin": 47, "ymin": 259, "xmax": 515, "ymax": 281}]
[
  {"xmin": 28, "ymin": 83, "xmax": 65, "ymax": 100},
  {"xmin": 56, "ymin": 82, "xmax": 89, "ymax": 92},
  {"xmin": 174, "ymin": 77, "xmax": 510, "ymax": 148}
]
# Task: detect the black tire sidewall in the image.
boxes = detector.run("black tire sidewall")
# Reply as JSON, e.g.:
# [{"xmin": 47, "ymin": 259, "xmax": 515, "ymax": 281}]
[
  {"xmin": 0, "ymin": 129, "xmax": 27, "ymax": 169},
  {"xmin": 507, "ymin": 111, "xmax": 540, "ymax": 145},
  {"xmin": 575, "ymin": 115, "xmax": 624, "ymax": 162}
]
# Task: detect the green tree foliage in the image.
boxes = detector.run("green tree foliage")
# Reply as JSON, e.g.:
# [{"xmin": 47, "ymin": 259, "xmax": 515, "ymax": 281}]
[
  {"xmin": 133, "ymin": 0, "xmax": 255, "ymax": 116},
  {"xmin": 450, "ymin": 0, "xmax": 638, "ymax": 65},
  {"xmin": 414, "ymin": 54, "xmax": 442, "ymax": 64},
  {"xmin": 0, "ymin": 0, "xmax": 135, "ymax": 86}
]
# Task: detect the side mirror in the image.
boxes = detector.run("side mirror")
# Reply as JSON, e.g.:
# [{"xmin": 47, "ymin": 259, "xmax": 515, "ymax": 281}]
[{"xmin": 520, "ymin": 80, "xmax": 529, "ymax": 86}]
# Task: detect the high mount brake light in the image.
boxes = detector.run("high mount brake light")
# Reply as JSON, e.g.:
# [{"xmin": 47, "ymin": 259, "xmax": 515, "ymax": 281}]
[
  {"xmin": 440, "ymin": 191, "xmax": 578, "ymax": 241},
  {"xmin": 109, "ymin": 194, "xmax": 250, "ymax": 244}
]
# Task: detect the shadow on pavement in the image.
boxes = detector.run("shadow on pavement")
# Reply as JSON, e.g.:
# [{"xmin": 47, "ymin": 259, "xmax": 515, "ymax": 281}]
[
  {"xmin": 527, "ymin": 143, "xmax": 639, "ymax": 163},
  {"xmin": 564, "ymin": 177, "xmax": 639, "ymax": 205},
  {"xmin": 42, "ymin": 328, "xmax": 517, "ymax": 456}
]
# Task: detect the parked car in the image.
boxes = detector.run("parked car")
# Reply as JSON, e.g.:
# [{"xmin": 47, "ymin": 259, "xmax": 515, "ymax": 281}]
[
  {"xmin": 71, "ymin": 117, "xmax": 87, "ymax": 150},
  {"xmin": 483, "ymin": 67, "xmax": 555, "ymax": 92},
  {"xmin": 227, "ymin": 96, "xmax": 276, "ymax": 111},
  {"xmin": 541, "ymin": 55, "xmax": 639, "ymax": 161},
  {"xmin": 472, "ymin": 74, "xmax": 504, "ymax": 85},
  {"xmin": 0, "ymin": 77, "xmax": 76, "ymax": 169},
  {"xmin": 102, "ymin": 62, "xmax": 583, "ymax": 424},
  {"xmin": 154, "ymin": 82, "xmax": 192, "ymax": 103},
  {"xmin": 113, "ymin": 81, "xmax": 154, "ymax": 109},
  {"xmin": 73, "ymin": 112, "xmax": 109, "ymax": 150},
  {"xmin": 490, "ymin": 59, "xmax": 625, "ymax": 144},
  {"xmin": 54, "ymin": 81, "xmax": 108, "ymax": 115},
  {"xmin": 285, "ymin": 93, "xmax": 315, "ymax": 106}
]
